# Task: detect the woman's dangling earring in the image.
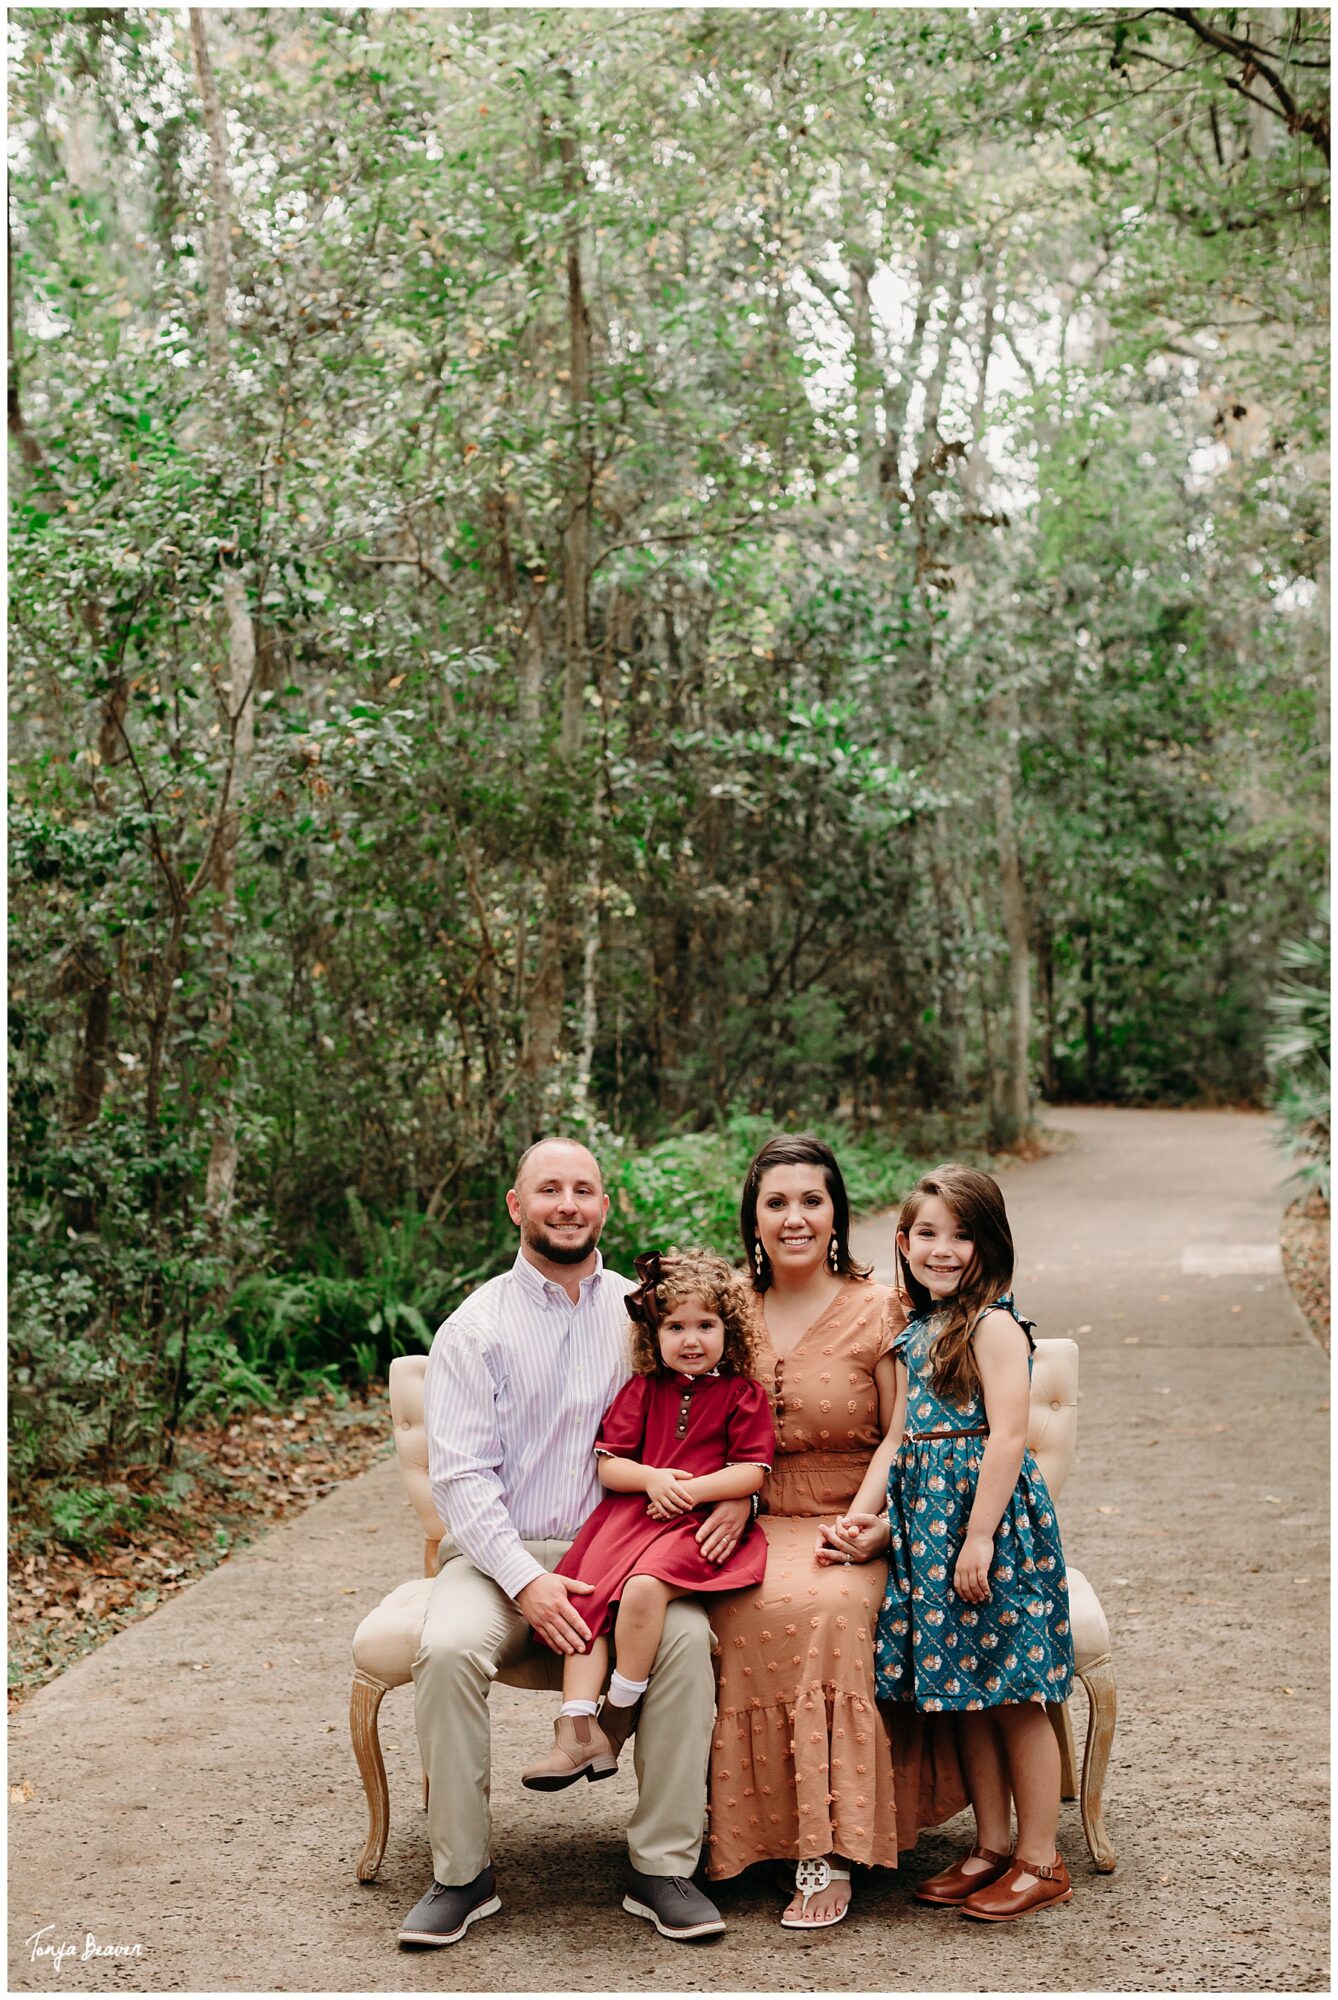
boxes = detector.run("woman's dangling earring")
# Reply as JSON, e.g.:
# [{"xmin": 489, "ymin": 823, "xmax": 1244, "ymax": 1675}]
[
  {"xmin": 828, "ymin": 1234, "xmax": 840, "ymax": 1274},
  {"xmin": 753, "ymin": 1242, "xmax": 765, "ymax": 1279}
]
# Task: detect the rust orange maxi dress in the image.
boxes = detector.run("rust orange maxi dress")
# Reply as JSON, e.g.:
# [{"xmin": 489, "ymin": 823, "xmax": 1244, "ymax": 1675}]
[{"xmin": 705, "ymin": 1277, "xmax": 968, "ymax": 1879}]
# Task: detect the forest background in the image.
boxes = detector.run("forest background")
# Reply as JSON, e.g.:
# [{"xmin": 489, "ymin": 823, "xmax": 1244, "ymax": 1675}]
[{"xmin": 8, "ymin": 6, "xmax": 1329, "ymax": 1628}]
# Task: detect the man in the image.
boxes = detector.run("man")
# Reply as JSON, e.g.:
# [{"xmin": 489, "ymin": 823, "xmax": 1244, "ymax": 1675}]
[{"xmin": 399, "ymin": 1137, "xmax": 750, "ymax": 1948}]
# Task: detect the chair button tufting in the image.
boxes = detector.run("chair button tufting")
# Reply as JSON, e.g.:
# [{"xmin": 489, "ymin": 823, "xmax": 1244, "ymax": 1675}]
[{"xmin": 1050, "ymin": 1400, "xmax": 1061, "ymax": 1411}]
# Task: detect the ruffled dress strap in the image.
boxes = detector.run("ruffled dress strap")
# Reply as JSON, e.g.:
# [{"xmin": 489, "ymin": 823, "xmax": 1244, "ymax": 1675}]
[
  {"xmin": 890, "ymin": 1305, "xmax": 930, "ymax": 1357},
  {"xmin": 982, "ymin": 1292, "xmax": 1036, "ymax": 1351}
]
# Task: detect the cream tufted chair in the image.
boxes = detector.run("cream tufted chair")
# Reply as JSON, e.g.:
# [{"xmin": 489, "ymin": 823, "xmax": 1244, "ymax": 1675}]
[
  {"xmin": 349, "ymin": 1353, "xmax": 565, "ymax": 1883},
  {"xmin": 349, "ymin": 1341, "xmax": 1115, "ymax": 1882},
  {"xmin": 1026, "ymin": 1337, "xmax": 1117, "ymax": 1873}
]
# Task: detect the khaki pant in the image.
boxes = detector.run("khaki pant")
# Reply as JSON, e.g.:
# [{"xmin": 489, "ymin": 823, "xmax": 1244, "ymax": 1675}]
[{"xmin": 412, "ymin": 1539, "xmax": 713, "ymax": 1885}]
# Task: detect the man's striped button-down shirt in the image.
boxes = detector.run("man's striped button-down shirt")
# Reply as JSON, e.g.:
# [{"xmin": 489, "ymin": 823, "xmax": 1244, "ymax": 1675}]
[{"xmin": 423, "ymin": 1247, "xmax": 635, "ymax": 1602}]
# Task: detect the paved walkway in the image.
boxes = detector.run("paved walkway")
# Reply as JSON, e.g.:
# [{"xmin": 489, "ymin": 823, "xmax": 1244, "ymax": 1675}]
[{"xmin": 8, "ymin": 1109, "xmax": 1329, "ymax": 1991}]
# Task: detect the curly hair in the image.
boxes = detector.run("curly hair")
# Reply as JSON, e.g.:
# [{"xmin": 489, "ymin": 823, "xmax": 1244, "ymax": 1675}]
[{"xmin": 625, "ymin": 1247, "xmax": 759, "ymax": 1379}]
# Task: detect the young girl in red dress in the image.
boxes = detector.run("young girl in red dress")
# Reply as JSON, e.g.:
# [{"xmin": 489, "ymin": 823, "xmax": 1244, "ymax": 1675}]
[{"xmin": 522, "ymin": 1248, "xmax": 775, "ymax": 1791}]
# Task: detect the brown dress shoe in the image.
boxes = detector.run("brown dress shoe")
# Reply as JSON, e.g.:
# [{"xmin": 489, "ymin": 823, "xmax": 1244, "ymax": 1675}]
[
  {"xmin": 521, "ymin": 1713, "xmax": 617, "ymax": 1791},
  {"xmin": 913, "ymin": 1844, "xmax": 1014, "ymax": 1907},
  {"xmin": 597, "ymin": 1697, "xmax": 642, "ymax": 1765},
  {"xmin": 960, "ymin": 1853, "xmax": 1072, "ymax": 1922}
]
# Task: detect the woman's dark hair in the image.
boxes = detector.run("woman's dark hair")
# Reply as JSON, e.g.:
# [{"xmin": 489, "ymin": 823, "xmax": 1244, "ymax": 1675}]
[
  {"xmin": 739, "ymin": 1133, "xmax": 872, "ymax": 1294},
  {"xmin": 896, "ymin": 1164, "xmax": 1015, "ymax": 1408}
]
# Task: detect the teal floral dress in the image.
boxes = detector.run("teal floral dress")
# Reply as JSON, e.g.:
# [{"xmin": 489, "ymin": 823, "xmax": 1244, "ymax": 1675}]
[{"xmin": 874, "ymin": 1296, "xmax": 1074, "ymax": 1713}]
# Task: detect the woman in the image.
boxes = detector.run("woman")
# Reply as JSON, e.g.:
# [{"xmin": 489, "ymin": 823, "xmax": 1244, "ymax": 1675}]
[{"xmin": 705, "ymin": 1135, "xmax": 967, "ymax": 1928}]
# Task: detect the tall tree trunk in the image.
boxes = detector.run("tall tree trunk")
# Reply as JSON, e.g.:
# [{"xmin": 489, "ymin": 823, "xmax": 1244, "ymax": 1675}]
[
  {"xmin": 1037, "ymin": 917, "xmax": 1057, "ymax": 1100},
  {"xmin": 916, "ymin": 261, "xmax": 965, "ymax": 458},
  {"xmin": 965, "ymin": 256, "xmax": 999, "ymax": 507},
  {"xmin": 1082, "ymin": 924, "xmax": 1099, "ymax": 1097},
  {"xmin": 849, "ymin": 254, "xmax": 881, "ymax": 502},
  {"xmin": 575, "ymin": 848, "xmax": 601, "ymax": 1115},
  {"xmin": 882, "ymin": 237, "xmax": 938, "ymax": 496},
  {"xmin": 556, "ymin": 69, "xmax": 592, "ymax": 761},
  {"xmin": 991, "ymin": 690, "xmax": 1032, "ymax": 1134},
  {"xmin": 8, "ymin": 219, "xmax": 51, "ymax": 478},
  {"xmin": 517, "ymin": 73, "xmax": 597, "ymax": 1130},
  {"xmin": 69, "ymin": 966, "xmax": 112, "ymax": 1130},
  {"xmin": 190, "ymin": 8, "xmax": 258, "ymax": 1239},
  {"xmin": 927, "ymin": 845, "xmax": 969, "ymax": 1101},
  {"xmin": 966, "ymin": 258, "xmax": 1031, "ymax": 1135},
  {"xmin": 911, "ymin": 249, "xmax": 969, "ymax": 1101}
]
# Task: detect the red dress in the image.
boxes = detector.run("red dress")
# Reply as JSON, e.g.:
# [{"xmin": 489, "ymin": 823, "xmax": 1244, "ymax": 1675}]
[{"xmin": 555, "ymin": 1371, "xmax": 775, "ymax": 1646}]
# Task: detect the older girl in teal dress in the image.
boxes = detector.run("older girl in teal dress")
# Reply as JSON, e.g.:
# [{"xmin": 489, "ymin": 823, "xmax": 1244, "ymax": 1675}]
[{"xmin": 816, "ymin": 1166, "xmax": 1074, "ymax": 1925}]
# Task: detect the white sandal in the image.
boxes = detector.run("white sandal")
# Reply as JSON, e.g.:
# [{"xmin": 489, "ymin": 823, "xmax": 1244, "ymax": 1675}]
[{"xmin": 780, "ymin": 1856, "xmax": 852, "ymax": 1929}]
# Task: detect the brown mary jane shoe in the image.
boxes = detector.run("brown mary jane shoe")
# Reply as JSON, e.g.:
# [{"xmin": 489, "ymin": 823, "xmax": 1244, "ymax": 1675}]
[
  {"xmin": 960, "ymin": 1853, "xmax": 1072, "ymax": 1923},
  {"xmin": 913, "ymin": 1844, "xmax": 1014, "ymax": 1907}
]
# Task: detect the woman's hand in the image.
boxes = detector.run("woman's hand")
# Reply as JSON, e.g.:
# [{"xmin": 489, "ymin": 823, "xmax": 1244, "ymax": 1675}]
[
  {"xmin": 814, "ymin": 1510, "xmax": 889, "ymax": 1565},
  {"xmin": 953, "ymin": 1530, "xmax": 995, "ymax": 1602},
  {"xmin": 644, "ymin": 1466, "xmax": 695, "ymax": 1519}
]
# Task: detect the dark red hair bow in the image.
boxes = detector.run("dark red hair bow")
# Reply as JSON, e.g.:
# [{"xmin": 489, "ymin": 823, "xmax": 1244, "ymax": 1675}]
[{"xmin": 625, "ymin": 1251, "xmax": 665, "ymax": 1330}]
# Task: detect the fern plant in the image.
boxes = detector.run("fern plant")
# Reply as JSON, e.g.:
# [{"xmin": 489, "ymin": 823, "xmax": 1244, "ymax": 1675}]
[
  {"xmin": 1266, "ymin": 908, "xmax": 1330, "ymax": 1201},
  {"xmin": 220, "ymin": 1190, "xmax": 483, "ymax": 1393}
]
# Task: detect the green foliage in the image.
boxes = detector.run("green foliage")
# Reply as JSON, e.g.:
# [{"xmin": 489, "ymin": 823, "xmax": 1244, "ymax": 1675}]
[
  {"xmin": 8, "ymin": 8, "xmax": 1328, "ymax": 1542},
  {"xmin": 599, "ymin": 1111, "xmax": 928, "ymax": 1273},
  {"xmin": 1267, "ymin": 912, "xmax": 1331, "ymax": 1197},
  {"xmin": 216, "ymin": 1191, "xmax": 486, "ymax": 1398}
]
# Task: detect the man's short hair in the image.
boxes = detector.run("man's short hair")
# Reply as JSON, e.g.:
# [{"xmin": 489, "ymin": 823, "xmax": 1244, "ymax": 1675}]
[{"xmin": 512, "ymin": 1136, "xmax": 604, "ymax": 1191}]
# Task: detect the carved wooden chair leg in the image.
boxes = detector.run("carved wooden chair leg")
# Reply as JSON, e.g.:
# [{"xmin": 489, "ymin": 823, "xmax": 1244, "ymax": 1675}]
[
  {"xmin": 1075, "ymin": 1654, "xmax": 1118, "ymax": 1873},
  {"xmin": 350, "ymin": 1670, "xmax": 391, "ymax": 1883},
  {"xmin": 1048, "ymin": 1698, "xmax": 1079, "ymax": 1801}
]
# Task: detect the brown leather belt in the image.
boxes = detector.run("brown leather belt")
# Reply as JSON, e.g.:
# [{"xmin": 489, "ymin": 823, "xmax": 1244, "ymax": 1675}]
[{"xmin": 904, "ymin": 1426, "xmax": 989, "ymax": 1442}]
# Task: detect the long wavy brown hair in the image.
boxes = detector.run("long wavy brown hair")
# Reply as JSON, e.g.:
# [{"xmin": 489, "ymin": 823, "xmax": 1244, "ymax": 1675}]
[
  {"xmin": 895, "ymin": 1165, "xmax": 1015, "ymax": 1409},
  {"xmin": 625, "ymin": 1248, "xmax": 759, "ymax": 1379}
]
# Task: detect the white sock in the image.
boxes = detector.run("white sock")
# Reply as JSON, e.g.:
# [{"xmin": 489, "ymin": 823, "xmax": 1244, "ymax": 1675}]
[
  {"xmin": 606, "ymin": 1670, "xmax": 649, "ymax": 1708},
  {"xmin": 559, "ymin": 1699, "xmax": 599, "ymax": 1719}
]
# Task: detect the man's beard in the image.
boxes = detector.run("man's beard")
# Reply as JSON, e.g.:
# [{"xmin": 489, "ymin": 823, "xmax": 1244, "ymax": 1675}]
[{"xmin": 523, "ymin": 1220, "xmax": 599, "ymax": 1265}]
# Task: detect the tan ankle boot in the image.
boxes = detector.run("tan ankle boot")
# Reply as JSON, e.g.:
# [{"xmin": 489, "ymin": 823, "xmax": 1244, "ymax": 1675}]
[
  {"xmin": 521, "ymin": 1712, "xmax": 617, "ymax": 1791},
  {"xmin": 597, "ymin": 1697, "xmax": 641, "ymax": 1764}
]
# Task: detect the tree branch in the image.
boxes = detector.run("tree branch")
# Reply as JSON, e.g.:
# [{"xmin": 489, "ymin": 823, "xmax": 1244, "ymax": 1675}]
[
  {"xmin": 355, "ymin": 549, "xmax": 457, "ymax": 595},
  {"xmin": 590, "ymin": 517, "xmax": 791, "ymax": 576},
  {"xmin": 1160, "ymin": 7, "xmax": 1330, "ymax": 164}
]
